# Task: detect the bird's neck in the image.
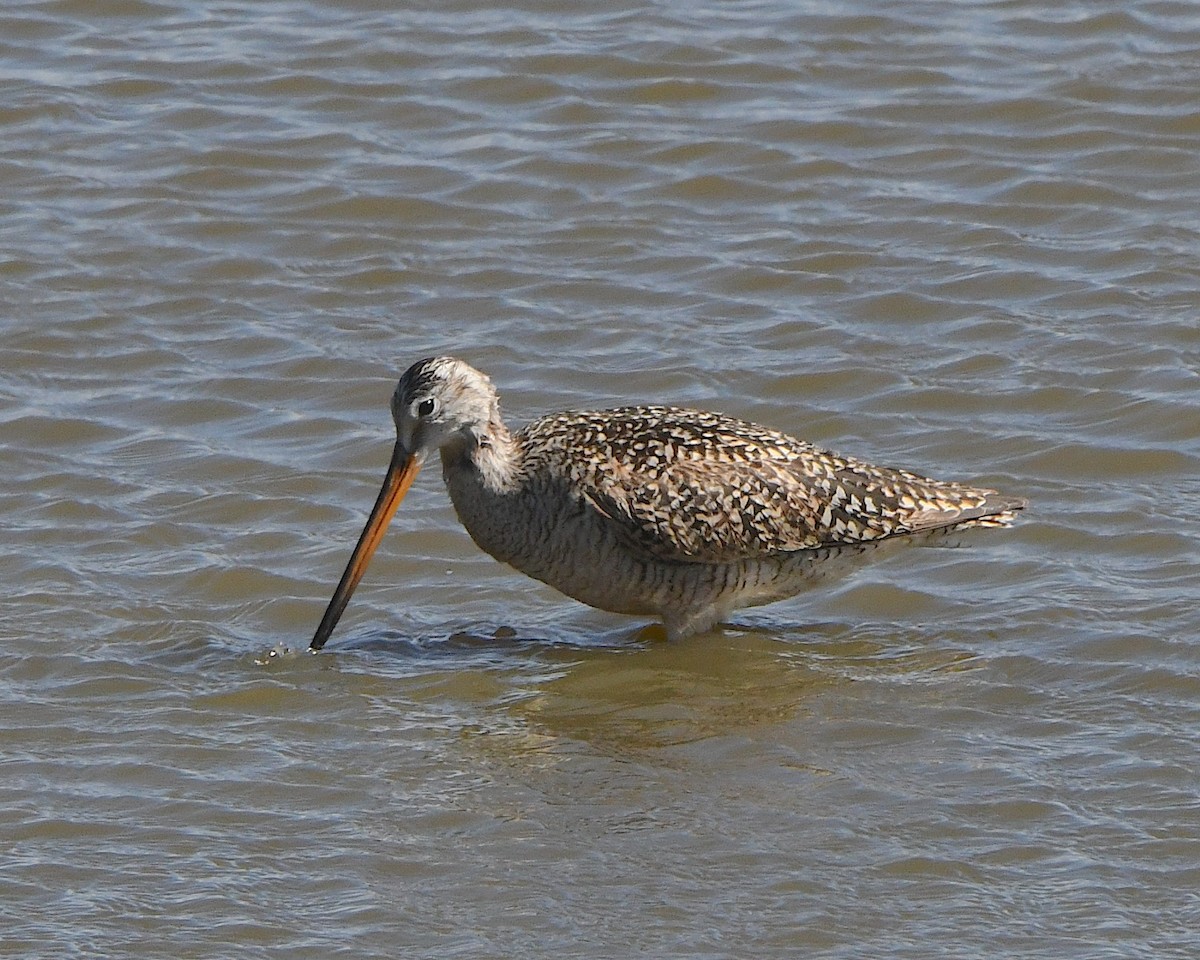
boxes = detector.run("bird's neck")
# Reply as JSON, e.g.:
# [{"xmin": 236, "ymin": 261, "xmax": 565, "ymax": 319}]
[{"xmin": 440, "ymin": 416, "xmax": 521, "ymax": 494}]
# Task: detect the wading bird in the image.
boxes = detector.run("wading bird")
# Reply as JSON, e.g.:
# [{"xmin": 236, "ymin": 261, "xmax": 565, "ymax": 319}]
[{"xmin": 309, "ymin": 357, "xmax": 1025, "ymax": 649}]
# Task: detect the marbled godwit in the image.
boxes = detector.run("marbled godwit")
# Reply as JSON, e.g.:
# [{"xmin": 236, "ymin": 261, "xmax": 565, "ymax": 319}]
[{"xmin": 309, "ymin": 357, "xmax": 1025, "ymax": 649}]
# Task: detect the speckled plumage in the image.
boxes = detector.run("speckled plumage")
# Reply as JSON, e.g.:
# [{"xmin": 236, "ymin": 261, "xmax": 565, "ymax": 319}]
[
  {"xmin": 310, "ymin": 356, "xmax": 1026, "ymax": 648},
  {"xmin": 516, "ymin": 405, "xmax": 1021, "ymax": 562}
]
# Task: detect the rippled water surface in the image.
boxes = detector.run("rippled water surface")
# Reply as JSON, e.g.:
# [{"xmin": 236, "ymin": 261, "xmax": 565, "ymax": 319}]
[{"xmin": 3, "ymin": 1, "xmax": 1199, "ymax": 957}]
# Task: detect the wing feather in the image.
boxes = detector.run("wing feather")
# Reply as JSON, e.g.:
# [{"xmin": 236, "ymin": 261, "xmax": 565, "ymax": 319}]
[{"xmin": 524, "ymin": 406, "xmax": 1024, "ymax": 565}]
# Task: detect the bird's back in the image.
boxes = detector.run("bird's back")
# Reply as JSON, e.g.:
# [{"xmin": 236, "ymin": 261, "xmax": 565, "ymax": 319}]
[{"xmin": 516, "ymin": 405, "xmax": 1025, "ymax": 565}]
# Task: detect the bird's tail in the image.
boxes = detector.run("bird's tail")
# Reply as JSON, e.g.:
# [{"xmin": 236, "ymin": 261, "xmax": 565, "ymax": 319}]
[{"xmin": 954, "ymin": 494, "xmax": 1028, "ymax": 529}]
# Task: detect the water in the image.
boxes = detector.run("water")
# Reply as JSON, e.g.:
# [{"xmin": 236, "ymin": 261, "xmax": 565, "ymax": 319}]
[{"xmin": 3, "ymin": 1, "xmax": 1199, "ymax": 957}]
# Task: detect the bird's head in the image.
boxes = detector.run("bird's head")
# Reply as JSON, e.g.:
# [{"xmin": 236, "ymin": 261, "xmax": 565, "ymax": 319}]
[
  {"xmin": 390, "ymin": 356, "xmax": 500, "ymax": 462},
  {"xmin": 309, "ymin": 356, "xmax": 499, "ymax": 651}
]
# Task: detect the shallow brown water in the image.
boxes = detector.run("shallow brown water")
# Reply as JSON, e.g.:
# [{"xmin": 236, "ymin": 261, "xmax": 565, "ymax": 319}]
[{"xmin": 3, "ymin": 1, "xmax": 1199, "ymax": 957}]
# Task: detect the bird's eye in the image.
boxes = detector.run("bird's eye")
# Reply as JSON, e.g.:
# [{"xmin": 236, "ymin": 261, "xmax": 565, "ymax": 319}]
[{"xmin": 416, "ymin": 398, "xmax": 436, "ymax": 417}]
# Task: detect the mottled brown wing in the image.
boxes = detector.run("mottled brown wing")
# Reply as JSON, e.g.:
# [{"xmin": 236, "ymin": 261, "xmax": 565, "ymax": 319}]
[
  {"xmin": 580, "ymin": 454, "xmax": 815, "ymax": 562},
  {"xmin": 579, "ymin": 441, "xmax": 1021, "ymax": 565}
]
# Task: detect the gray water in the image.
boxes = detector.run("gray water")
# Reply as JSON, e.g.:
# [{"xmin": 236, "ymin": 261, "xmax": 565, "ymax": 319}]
[{"xmin": 3, "ymin": 1, "xmax": 1199, "ymax": 957}]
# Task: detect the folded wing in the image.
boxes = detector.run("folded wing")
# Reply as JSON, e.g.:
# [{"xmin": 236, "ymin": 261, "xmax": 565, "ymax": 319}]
[{"xmin": 550, "ymin": 408, "xmax": 1024, "ymax": 565}]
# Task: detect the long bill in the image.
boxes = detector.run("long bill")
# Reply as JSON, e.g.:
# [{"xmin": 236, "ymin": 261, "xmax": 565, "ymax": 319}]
[{"xmin": 309, "ymin": 442, "xmax": 423, "ymax": 650}]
